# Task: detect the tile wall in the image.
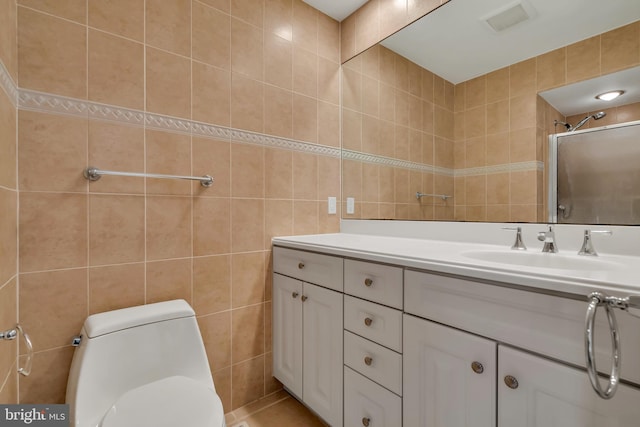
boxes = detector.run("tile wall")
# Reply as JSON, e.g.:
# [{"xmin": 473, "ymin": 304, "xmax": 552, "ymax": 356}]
[
  {"xmin": 7, "ymin": 0, "xmax": 341, "ymax": 412},
  {"xmin": 341, "ymin": 44, "xmax": 455, "ymax": 220},
  {"xmin": 0, "ymin": 0, "xmax": 18, "ymax": 405}
]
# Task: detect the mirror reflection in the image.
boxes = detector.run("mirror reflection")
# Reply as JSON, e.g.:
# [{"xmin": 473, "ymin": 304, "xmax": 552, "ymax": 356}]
[{"xmin": 341, "ymin": 0, "xmax": 640, "ymax": 224}]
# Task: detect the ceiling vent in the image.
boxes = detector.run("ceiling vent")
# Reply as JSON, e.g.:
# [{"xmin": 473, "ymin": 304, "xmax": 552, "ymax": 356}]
[{"xmin": 484, "ymin": 2, "xmax": 532, "ymax": 32}]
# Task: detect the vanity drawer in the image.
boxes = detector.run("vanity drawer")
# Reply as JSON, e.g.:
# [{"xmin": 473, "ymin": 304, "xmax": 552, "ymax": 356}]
[
  {"xmin": 344, "ymin": 330, "xmax": 402, "ymax": 396},
  {"xmin": 344, "ymin": 366, "xmax": 402, "ymax": 427},
  {"xmin": 273, "ymin": 246, "xmax": 343, "ymax": 292},
  {"xmin": 404, "ymin": 269, "xmax": 640, "ymax": 385},
  {"xmin": 344, "ymin": 259, "xmax": 403, "ymax": 309},
  {"xmin": 344, "ymin": 295, "xmax": 402, "ymax": 353}
]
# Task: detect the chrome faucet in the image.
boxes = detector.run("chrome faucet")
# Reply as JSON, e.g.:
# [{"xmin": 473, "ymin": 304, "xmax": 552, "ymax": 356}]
[
  {"xmin": 537, "ymin": 225, "xmax": 558, "ymax": 253},
  {"xmin": 578, "ymin": 229, "xmax": 612, "ymax": 256},
  {"xmin": 502, "ymin": 226, "xmax": 526, "ymax": 250}
]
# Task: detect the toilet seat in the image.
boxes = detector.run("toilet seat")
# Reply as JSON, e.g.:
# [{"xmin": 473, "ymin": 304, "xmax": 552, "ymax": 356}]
[{"xmin": 100, "ymin": 376, "xmax": 225, "ymax": 427}]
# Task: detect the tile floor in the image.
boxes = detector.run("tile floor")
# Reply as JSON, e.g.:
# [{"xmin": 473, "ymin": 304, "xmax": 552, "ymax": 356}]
[{"xmin": 225, "ymin": 390, "xmax": 328, "ymax": 427}]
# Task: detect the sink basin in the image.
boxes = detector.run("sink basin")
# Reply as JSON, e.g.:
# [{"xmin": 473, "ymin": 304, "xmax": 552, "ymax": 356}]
[{"xmin": 461, "ymin": 250, "xmax": 621, "ymax": 271}]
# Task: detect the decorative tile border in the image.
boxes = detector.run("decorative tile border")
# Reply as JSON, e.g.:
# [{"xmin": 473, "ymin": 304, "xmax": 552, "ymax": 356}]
[{"xmin": 0, "ymin": 60, "xmax": 18, "ymax": 107}]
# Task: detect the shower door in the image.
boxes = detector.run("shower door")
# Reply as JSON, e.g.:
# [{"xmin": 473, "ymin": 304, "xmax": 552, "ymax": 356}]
[{"xmin": 549, "ymin": 120, "xmax": 640, "ymax": 225}]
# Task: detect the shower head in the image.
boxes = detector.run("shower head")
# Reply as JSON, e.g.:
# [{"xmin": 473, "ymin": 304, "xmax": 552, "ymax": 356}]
[{"xmin": 571, "ymin": 111, "xmax": 606, "ymax": 131}]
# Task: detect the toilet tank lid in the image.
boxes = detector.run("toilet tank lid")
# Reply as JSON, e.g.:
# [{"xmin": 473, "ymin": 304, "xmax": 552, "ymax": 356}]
[{"xmin": 84, "ymin": 300, "xmax": 195, "ymax": 338}]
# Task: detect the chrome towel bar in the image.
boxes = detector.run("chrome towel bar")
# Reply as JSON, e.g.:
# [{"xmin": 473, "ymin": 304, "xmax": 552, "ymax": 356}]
[
  {"xmin": 416, "ymin": 192, "xmax": 452, "ymax": 201},
  {"xmin": 84, "ymin": 166, "xmax": 214, "ymax": 187}
]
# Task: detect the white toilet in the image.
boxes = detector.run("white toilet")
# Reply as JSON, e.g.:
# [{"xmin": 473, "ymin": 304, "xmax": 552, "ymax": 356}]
[{"xmin": 66, "ymin": 299, "xmax": 225, "ymax": 427}]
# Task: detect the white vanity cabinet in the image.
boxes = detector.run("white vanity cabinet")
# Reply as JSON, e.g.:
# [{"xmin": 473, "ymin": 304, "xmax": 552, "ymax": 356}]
[{"xmin": 272, "ymin": 248, "xmax": 343, "ymax": 427}]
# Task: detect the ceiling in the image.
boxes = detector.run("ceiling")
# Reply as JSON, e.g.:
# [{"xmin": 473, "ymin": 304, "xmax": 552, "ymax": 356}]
[{"xmin": 302, "ymin": 0, "xmax": 366, "ymax": 21}]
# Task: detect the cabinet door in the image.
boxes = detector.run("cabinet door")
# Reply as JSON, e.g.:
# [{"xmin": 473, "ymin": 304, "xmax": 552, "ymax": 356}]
[
  {"xmin": 272, "ymin": 274, "xmax": 303, "ymax": 398},
  {"xmin": 499, "ymin": 345, "xmax": 640, "ymax": 427},
  {"xmin": 303, "ymin": 282, "xmax": 343, "ymax": 427},
  {"xmin": 403, "ymin": 314, "xmax": 496, "ymax": 427}
]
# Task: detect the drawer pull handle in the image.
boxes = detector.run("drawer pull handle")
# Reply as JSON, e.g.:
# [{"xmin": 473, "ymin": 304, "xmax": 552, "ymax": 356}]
[
  {"xmin": 301, "ymin": 295, "xmax": 308, "ymax": 302},
  {"xmin": 362, "ymin": 417, "xmax": 370, "ymax": 426},
  {"xmin": 298, "ymin": 262, "xmax": 305, "ymax": 269},
  {"xmin": 471, "ymin": 361, "xmax": 484, "ymax": 374},
  {"xmin": 292, "ymin": 292, "xmax": 299, "ymax": 298},
  {"xmin": 364, "ymin": 278, "xmax": 373, "ymax": 287},
  {"xmin": 364, "ymin": 317, "xmax": 373, "ymax": 326},
  {"xmin": 364, "ymin": 356, "xmax": 373, "ymax": 366},
  {"xmin": 504, "ymin": 375, "xmax": 519, "ymax": 389}
]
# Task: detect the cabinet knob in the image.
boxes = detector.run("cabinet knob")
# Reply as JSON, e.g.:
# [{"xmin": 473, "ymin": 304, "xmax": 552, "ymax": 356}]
[
  {"xmin": 301, "ymin": 295, "xmax": 308, "ymax": 302},
  {"xmin": 364, "ymin": 356, "xmax": 373, "ymax": 366},
  {"xmin": 362, "ymin": 417, "xmax": 370, "ymax": 427},
  {"xmin": 298, "ymin": 262, "xmax": 305, "ymax": 269},
  {"xmin": 292, "ymin": 292, "xmax": 299, "ymax": 298},
  {"xmin": 471, "ymin": 361, "xmax": 484, "ymax": 374},
  {"xmin": 364, "ymin": 317, "xmax": 373, "ymax": 326},
  {"xmin": 364, "ymin": 278, "xmax": 373, "ymax": 287},
  {"xmin": 504, "ymin": 375, "xmax": 519, "ymax": 389}
]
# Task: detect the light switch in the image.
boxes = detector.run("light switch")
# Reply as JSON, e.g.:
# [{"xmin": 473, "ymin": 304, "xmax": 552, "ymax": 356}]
[
  {"xmin": 328, "ymin": 197, "xmax": 337, "ymax": 214},
  {"xmin": 347, "ymin": 197, "xmax": 355, "ymax": 214}
]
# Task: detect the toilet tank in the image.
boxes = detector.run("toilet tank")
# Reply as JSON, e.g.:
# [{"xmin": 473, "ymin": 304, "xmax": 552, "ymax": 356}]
[{"xmin": 66, "ymin": 300, "xmax": 214, "ymax": 427}]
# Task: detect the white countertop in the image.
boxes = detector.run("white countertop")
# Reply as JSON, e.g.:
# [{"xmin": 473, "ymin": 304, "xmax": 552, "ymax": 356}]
[{"xmin": 272, "ymin": 232, "xmax": 640, "ymax": 298}]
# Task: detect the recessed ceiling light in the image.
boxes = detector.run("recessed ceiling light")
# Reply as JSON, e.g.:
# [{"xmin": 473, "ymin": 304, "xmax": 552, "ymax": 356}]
[{"xmin": 596, "ymin": 90, "xmax": 625, "ymax": 101}]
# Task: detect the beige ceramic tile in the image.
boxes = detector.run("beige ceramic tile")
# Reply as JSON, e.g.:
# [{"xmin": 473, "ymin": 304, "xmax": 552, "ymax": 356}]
[
  {"xmin": 193, "ymin": 255, "xmax": 231, "ymax": 315},
  {"xmin": 318, "ymin": 12, "xmax": 339, "ymax": 63},
  {"xmin": 464, "ymin": 106, "xmax": 486, "ymax": 139},
  {"xmin": 509, "ymin": 95, "xmax": 536, "ymax": 131},
  {"xmin": 232, "ymin": 355, "xmax": 265, "ymax": 410},
  {"xmin": 232, "ymin": 252, "xmax": 266, "ymax": 308},
  {"xmin": 231, "ymin": 143, "xmax": 264, "ymax": 198},
  {"xmin": 0, "ymin": 91, "xmax": 16, "ymax": 190},
  {"xmin": 408, "ymin": 0, "xmax": 440, "ymax": 22},
  {"xmin": 264, "ymin": 148, "xmax": 293, "ymax": 199},
  {"xmin": 19, "ymin": 269, "xmax": 87, "ymax": 352},
  {"xmin": 362, "ymin": 163, "xmax": 379, "ymax": 202},
  {"xmin": 293, "ymin": 94, "xmax": 318, "ymax": 143},
  {"xmin": 192, "ymin": 137, "xmax": 231, "ymax": 198},
  {"xmin": 486, "ymin": 132, "xmax": 509, "ymax": 166},
  {"xmin": 317, "ymin": 155, "xmax": 340, "ymax": 199},
  {"xmin": 146, "ymin": 258, "xmax": 192, "ymax": 304},
  {"xmin": 510, "ymin": 204, "xmax": 538, "ymax": 223},
  {"xmin": 486, "ymin": 100, "xmax": 509, "ymax": 135},
  {"xmin": 510, "ymin": 128, "xmax": 537, "ymax": 163},
  {"xmin": 231, "ymin": 18, "xmax": 264, "ymax": 81},
  {"xmin": 231, "ymin": 73, "xmax": 264, "ymax": 132},
  {"xmin": 214, "ymin": 368, "xmax": 232, "ymax": 414},
  {"xmin": 566, "ymin": 36, "xmax": 600, "ymax": 84},
  {"xmin": 537, "ymin": 48, "xmax": 566, "ymax": 91},
  {"xmin": 0, "ymin": 278, "xmax": 17, "ymax": 385},
  {"xmin": 0, "ymin": 0, "xmax": 17, "ymax": 81},
  {"xmin": 486, "ymin": 173, "xmax": 510, "ymax": 205},
  {"xmin": 486, "ymin": 204, "xmax": 510, "ymax": 222},
  {"xmin": 146, "ymin": 0, "xmax": 190, "ymax": 56},
  {"xmin": 264, "ymin": 32, "xmax": 293, "ymax": 90},
  {"xmin": 510, "ymin": 171, "xmax": 537, "ymax": 205},
  {"xmin": 231, "ymin": 199, "xmax": 264, "ymax": 252},
  {"xmin": 342, "ymin": 67, "xmax": 362, "ymax": 112},
  {"xmin": 265, "ymin": 0, "xmax": 292, "ymax": 39},
  {"xmin": 146, "ymin": 196, "xmax": 192, "ymax": 261},
  {"xmin": 193, "ymin": 197, "xmax": 231, "ymax": 256},
  {"xmin": 192, "ymin": 61, "xmax": 231, "ymax": 127},
  {"xmin": 19, "ymin": 0, "xmax": 86, "ymax": 23},
  {"xmin": 199, "ymin": 0, "xmax": 230, "ymax": 13},
  {"xmin": 0, "ymin": 190, "xmax": 17, "ymax": 287},
  {"xmin": 434, "ymin": 107, "xmax": 454, "ymax": 139},
  {"xmin": 89, "ymin": 194, "xmax": 145, "ymax": 265},
  {"xmin": 88, "ymin": 263, "xmax": 145, "ymax": 314},
  {"xmin": 509, "ymin": 58, "xmax": 536, "ymax": 97},
  {"xmin": 192, "ymin": 1, "xmax": 230, "ymax": 69},
  {"xmin": 465, "ymin": 137, "xmax": 486, "ymax": 168},
  {"xmin": 379, "ymin": 0, "xmax": 406, "ymax": 40},
  {"xmin": 146, "ymin": 47, "xmax": 191, "ymax": 118},
  {"xmin": 18, "ymin": 7, "xmax": 86, "ymax": 98},
  {"xmin": 88, "ymin": 120, "xmax": 145, "ymax": 194},
  {"xmin": 355, "ymin": 1, "xmax": 379, "ymax": 62},
  {"xmin": 145, "ymin": 129, "xmax": 191, "ymax": 195},
  {"xmin": 19, "ymin": 347, "xmax": 75, "ymax": 404},
  {"xmin": 486, "ymin": 67, "xmax": 510, "ymax": 103},
  {"xmin": 361, "ymin": 116, "xmax": 380, "ymax": 155},
  {"xmin": 19, "ymin": 193, "xmax": 87, "ymax": 272},
  {"xmin": 264, "ymin": 85, "xmax": 293, "ymax": 138},
  {"xmin": 293, "ymin": 46, "xmax": 318, "ymax": 98},
  {"xmin": 395, "ymin": 89, "xmax": 409, "ymax": 127},
  {"xmin": 293, "ymin": 201, "xmax": 318, "ymax": 235},
  {"xmin": 231, "ymin": 0, "xmax": 263, "ymax": 27},
  {"xmin": 601, "ymin": 22, "xmax": 640, "ymax": 75},
  {"xmin": 18, "ymin": 111, "xmax": 87, "ymax": 193},
  {"xmin": 465, "ymin": 76, "xmax": 486, "ymax": 109},
  {"xmin": 88, "ymin": 0, "xmax": 144, "ymax": 41},
  {"xmin": 88, "ymin": 29, "xmax": 144, "ymax": 109},
  {"xmin": 292, "ymin": 151, "xmax": 318, "ymax": 200},
  {"xmin": 465, "ymin": 205, "xmax": 486, "ymax": 222},
  {"xmin": 465, "ymin": 175, "xmax": 486, "ymax": 206},
  {"xmin": 198, "ymin": 311, "xmax": 232, "ymax": 371},
  {"xmin": 0, "ymin": 368, "xmax": 17, "ymax": 404},
  {"xmin": 342, "ymin": 109, "xmax": 362, "ymax": 151},
  {"xmin": 340, "ymin": 13, "xmax": 356, "ymax": 63},
  {"xmin": 292, "ymin": 0, "xmax": 318, "ymax": 52},
  {"xmin": 232, "ymin": 304, "xmax": 265, "ymax": 363},
  {"xmin": 265, "ymin": 200, "xmax": 293, "ymax": 248}
]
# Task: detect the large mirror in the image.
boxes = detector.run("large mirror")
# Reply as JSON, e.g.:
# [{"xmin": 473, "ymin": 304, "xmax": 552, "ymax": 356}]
[{"xmin": 341, "ymin": 0, "xmax": 640, "ymax": 224}]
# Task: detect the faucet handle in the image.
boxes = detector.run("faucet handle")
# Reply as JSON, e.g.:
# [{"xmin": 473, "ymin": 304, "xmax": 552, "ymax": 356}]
[
  {"xmin": 502, "ymin": 226, "xmax": 526, "ymax": 251},
  {"xmin": 578, "ymin": 229, "xmax": 612, "ymax": 256}
]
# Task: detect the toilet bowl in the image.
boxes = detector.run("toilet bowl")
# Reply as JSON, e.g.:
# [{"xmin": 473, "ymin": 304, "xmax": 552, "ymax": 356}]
[{"xmin": 66, "ymin": 300, "xmax": 225, "ymax": 427}]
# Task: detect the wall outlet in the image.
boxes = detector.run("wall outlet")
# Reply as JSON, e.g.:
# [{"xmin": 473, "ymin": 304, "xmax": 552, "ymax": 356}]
[
  {"xmin": 346, "ymin": 197, "xmax": 355, "ymax": 214},
  {"xmin": 328, "ymin": 197, "xmax": 337, "ymax": 214}
]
